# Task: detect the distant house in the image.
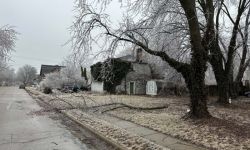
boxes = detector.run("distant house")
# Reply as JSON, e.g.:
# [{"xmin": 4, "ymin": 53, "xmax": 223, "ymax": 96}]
[
  {"xmin": 39, "ymin": 65, "xmax": 65, "ymax": 78},
  {"xmin": 91, "ymin": 49, "xmax": 152, "ymax": 95}
]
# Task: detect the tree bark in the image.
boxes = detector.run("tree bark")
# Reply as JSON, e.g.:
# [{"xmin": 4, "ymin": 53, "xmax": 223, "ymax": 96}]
[
  {"xmin": 217, "ymin": 79, "xmax": 230, "ymax": 104},
  {"xmin": 184, "ymin": 70, "xmax": 210, "ymax": 118},
  {"xmin": 179, "ymin": 0, "xmax": 210, "ymax": 118}
]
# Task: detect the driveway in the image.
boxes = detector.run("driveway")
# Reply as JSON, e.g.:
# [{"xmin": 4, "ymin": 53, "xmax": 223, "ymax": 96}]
[{"xmin": 0, "ymin": 87, "xmax": 88, "ymax": 150}]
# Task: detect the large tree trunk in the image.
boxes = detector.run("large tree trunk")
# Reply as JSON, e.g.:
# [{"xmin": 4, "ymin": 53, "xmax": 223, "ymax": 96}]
[
  {"xmin": 187, "ymin": 49, "xmax": 210, "ymax": 117},
  {"xmin": 190, "ymin": 89, "xmax": 210, "ymax": 118},
  {"xmin": 179, "ymin": 0, "xmax": 210, "ymax": 118},
  {"xmin": 185, "ymin": 74, "xmax": 210, "ymax": 118}
]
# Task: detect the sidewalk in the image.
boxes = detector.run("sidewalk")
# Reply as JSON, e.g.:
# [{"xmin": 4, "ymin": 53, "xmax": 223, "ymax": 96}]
[{"xmin": 97, "ymin": 114, "xmax": 207, "ymax": 150}]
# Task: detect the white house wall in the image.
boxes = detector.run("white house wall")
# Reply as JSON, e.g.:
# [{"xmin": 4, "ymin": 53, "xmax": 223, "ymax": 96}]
[
  {"xmin": 146, "ymin": 80, "xmax": 157, "ymax": 95},
  {"xmin": 91, "ymin": 81, "xmax": 104, "ymax": 93}
]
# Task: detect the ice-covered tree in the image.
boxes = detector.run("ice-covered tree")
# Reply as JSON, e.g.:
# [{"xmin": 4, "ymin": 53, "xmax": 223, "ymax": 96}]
[
  {"xmin": 0, "ymin": 25, "xmax": 17, "ymax": 69},
  {"xmin": 17, "ymin": 65, "xmax": 37, "ymax": 86},
  {"xmin": 40, "ymin": 55, "xmax": 87, "ymax": 89}
]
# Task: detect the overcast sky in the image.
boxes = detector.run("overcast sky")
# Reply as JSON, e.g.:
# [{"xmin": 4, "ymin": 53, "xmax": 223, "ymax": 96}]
[{"xmin": 0, "ymin": 0, "xmax": 75, "ymax": 72}]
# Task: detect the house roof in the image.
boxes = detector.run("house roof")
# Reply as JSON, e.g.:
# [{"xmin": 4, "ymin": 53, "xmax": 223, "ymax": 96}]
[{"xmin": 40, "ymin": 65, "xmax": 65, "ymax": 77}]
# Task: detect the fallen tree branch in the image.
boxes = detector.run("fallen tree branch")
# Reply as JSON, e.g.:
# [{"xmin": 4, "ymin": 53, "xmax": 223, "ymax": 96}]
[{"xmin": 100, "ymin": 103, "xmax": 168, "ymax": 113}]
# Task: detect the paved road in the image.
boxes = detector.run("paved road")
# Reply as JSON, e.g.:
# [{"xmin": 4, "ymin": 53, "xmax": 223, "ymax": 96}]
[{"xmin": 0, "ymin": 87, "xmax": 88, "ymax": 150}]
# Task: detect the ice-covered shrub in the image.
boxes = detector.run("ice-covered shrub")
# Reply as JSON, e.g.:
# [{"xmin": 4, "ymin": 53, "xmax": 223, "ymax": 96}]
[{"xmin": 39, "ymin": 67, "xmax": 86, "ymax": 91}]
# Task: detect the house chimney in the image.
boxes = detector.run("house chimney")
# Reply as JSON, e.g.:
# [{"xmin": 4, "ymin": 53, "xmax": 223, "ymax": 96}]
[{"xmin": 136, "ymin": 48, "xmax": 143, "ymax": 63}]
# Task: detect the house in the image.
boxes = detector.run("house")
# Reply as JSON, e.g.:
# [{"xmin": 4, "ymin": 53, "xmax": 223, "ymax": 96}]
[
  {"xmin": 116, "ymin": 62, "xmax": 151, "ymax": 94},
  {"xmin": 91, "ymin": 48, "xmax": 152, "ymax": 95},
  {"xmin": 39, "ymin": 65, "xmax": 65, "ymax": 78}
]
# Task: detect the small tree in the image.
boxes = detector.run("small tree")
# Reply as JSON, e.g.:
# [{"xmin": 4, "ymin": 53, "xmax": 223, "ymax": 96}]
[{"xmin": 17, "ymin": 65, "xmax": 37, "ymax": 86}]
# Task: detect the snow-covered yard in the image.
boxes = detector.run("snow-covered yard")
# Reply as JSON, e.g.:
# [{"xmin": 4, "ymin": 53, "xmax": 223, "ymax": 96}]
[{"xmin": 27, "ymin": 87, "xmax": 250, "ymax": 150}]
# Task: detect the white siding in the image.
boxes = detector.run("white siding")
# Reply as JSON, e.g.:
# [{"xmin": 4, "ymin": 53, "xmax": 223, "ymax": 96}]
[
  {"xmin": 146, "ymin": 80, "xmax": 157, "ymax": 95},
  {"xmin": 91, "ymin": 81, "xmax": 104, "ymax": 93}
]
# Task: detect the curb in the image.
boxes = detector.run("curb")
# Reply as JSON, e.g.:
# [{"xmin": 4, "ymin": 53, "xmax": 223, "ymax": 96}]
[{"xmin": 63, "ymin": 111, "xmax": 127, "ymax": 150}]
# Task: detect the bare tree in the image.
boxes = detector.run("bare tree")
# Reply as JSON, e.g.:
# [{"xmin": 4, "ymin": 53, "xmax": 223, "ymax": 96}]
[
  {"xmin": 197, "ymin": 0, "xmax": 250, "ymax": 104},
  {"xmin": 17, "ymin": 65, "xmax": 37, "ymax": 86},
  {"xmin": 229, "ymin": 5, "xmax": 250, "ymax": 97}
]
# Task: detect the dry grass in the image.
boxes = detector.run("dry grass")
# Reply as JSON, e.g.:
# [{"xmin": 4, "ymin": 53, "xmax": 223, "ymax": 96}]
[
  {"xmin": 64, "ymin": 109, "xmax": 168, "ymax": 150},
  {"xmin": 107, "ymin": 98, "xmax": 250, "ymax": 150}
]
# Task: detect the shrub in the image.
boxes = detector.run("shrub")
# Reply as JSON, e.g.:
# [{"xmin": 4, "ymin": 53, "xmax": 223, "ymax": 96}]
[
  {"xmin": 19, "ymin": 84, "xmax": 25, "ymax": 89},
  {"xmin": 43, "ymin": 87, "xmax": 52, "ymax": 94},
  {"xmin": 80, "ymin": 85, "xmax": 89, "ymax": 91},
  {"xmin": 72, "ymin": 85, "xmax": 79, "ymax": 93}
]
